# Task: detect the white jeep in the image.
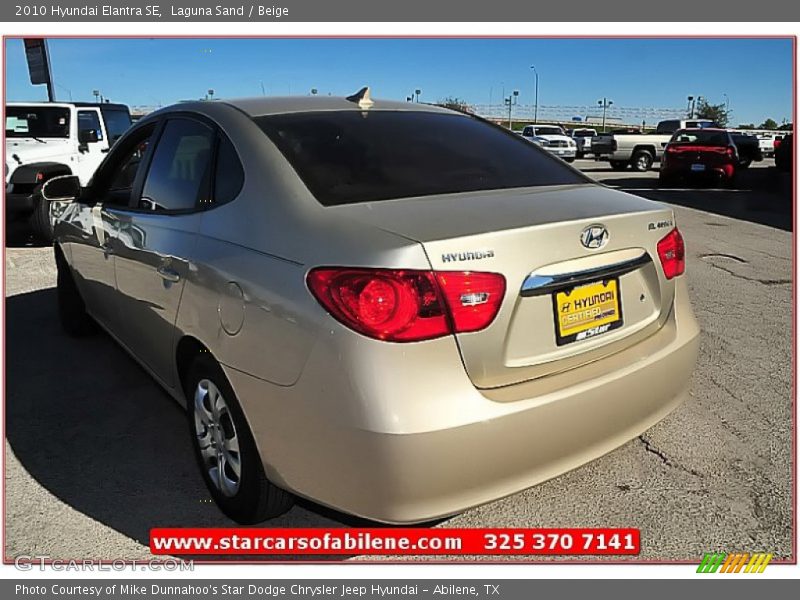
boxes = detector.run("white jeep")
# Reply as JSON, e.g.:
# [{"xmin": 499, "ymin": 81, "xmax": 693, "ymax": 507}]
[{"xmin": 5, "ymin": 101, "xmax": 132, "ymax": 241}]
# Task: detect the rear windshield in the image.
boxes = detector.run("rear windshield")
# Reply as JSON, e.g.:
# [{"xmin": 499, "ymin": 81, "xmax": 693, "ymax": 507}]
[
  {"xmin": 255, "ymin": 111, "xmax": 586, "ymax": 206},
  {"xmin": 6, "ymin": 106, "xmax": 70, "ymax": 138},
  {"xmin": 670, "ymin": 130, "xmax": 730, "ymax": 146},
  {"xmin": 572, "ymin": 130, "xmax": 595, "ymax": 137}
]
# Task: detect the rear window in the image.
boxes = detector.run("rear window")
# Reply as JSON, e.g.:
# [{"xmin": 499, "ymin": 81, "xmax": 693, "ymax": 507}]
[
  {"xmin": 255, "ymin": 111, "xmax": 586, "ymax": 206},
  {"xmin": 670, "ymin": 130, "xmax": 731, "ymax": 146},
  {"xmin": 101, "ymin": 107, "xmax": 133, "ymax": 144}
]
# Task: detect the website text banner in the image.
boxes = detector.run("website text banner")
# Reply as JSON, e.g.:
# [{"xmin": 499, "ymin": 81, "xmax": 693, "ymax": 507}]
[
  {"xmin": 3, "ymin": 581, "xmax": 789, "ymax": 599},
  {"xmin": 4, "ymin": 0, "xmax": 800, "ymax": 22}
]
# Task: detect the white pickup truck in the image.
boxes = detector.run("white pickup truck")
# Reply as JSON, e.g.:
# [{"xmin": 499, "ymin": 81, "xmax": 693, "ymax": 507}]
[
  {"xmin": 591, "ymin": 118, "xmax": 716, "ymax": 171},
  {"xmin": 5, "ymin": 101, "xmax": 132, "ymax": 241}
]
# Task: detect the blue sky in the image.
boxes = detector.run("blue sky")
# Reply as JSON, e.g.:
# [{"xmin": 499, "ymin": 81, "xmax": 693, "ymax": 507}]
[{"xmin": 4, "ymin": 37, "xmax": 794, "ymax": 125}]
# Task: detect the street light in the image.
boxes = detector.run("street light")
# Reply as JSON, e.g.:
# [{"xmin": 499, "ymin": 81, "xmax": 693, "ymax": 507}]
[
  {"xmin": 530, "ymin": 65, "xmax": 539, "ymax": 124},
  {"xmin": 597, "ymin": 98, "xmax": 613, "ymax": 132},
  {"xmin": 723, "ymin": 93, "xmax": 729, "ymax": 112},
  {"xmin": 505, "ymin": 90, "xmax": 520, "ymax": 129}
]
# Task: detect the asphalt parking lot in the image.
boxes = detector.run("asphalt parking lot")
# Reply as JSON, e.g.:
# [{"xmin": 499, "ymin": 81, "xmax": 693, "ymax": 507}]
[{"xmin": 4, "ymin": 159, "xmax": 793, "ymax": 562}]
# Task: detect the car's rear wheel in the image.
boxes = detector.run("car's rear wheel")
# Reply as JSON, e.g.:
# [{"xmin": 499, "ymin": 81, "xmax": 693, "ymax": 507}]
[
  {"xmin": 631, "ymin": 150, "xmax": 654, "ymax": 172},
  {"xmin": 610, "ymin": 160, "xmax": 628, "ymax": 171},
  {"xmin": 564, "ymin": 157, "xmax": 575, "ymax": 163},
  {"xmin": 185, "ymin": 353, "xmax": 294, "ymax": 524},
  {"xmin": 29, "ymin": 186, "xmax": 54, "ymax": 243}
]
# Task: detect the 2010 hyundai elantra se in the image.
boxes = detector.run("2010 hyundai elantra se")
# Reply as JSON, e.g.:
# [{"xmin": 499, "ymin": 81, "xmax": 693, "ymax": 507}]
[{"xmin": 44, "ymin": 90, "xmax": 700, "ymax": 524}]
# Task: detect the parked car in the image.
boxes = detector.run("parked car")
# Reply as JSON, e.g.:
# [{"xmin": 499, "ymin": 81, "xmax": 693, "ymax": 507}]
[
  {"xmin": 5, "ymin": 101, "xmax": 132, "ymax": 241},
  {"xmin": 659, "ymin": 128, "xmax": 741, "ymax": 187},
  {"xmin": 570, "ymin": 127, "xmax": 597, "ymax": 158},
  {"xmin": 592, "ymin": 118, "xmax": 716, "ymax": 172},
  {"xmin": 47, "ymin": 93, "xmax": 699, "ymax": 525},
  {"xmin": 774, "ymin": 133, "xmax": 793, "ymax": 172},
  {"xmin": 757, "ymin": 133, "xmax": 781, "ymax": 158},
  {"xmin": 730, "ymin": 132, "xmax": 763, "ymax": 168},
  {"xmin": 521, "ymin": 124, "xmax": 577, "ymax": 162}
]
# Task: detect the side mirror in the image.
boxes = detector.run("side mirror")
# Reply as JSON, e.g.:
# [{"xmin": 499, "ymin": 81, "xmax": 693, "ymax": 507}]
[
  {"xmin": 42, "ymin": 175, "xmax": 82, "ymax": 202},
  {"xmin": 78, "ymin": 128, "xmax": 99, "ymax": 144}
]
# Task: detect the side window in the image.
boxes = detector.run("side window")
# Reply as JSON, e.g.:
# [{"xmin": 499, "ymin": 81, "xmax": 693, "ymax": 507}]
[
  {"xmin": 140, "ymin": 118, "xmax": 214, "ymax": 212},
  {"xmin": 522, "ymin": 126, "xmax": 532, "ymax": 136},
  {"xmin": 212, "ymin": 135, "xmax": 244, "ymax": 206},
  {"xmin": 656, "ymin": 120, "xmax": 679, "ymax": 134},
  {"xmin": 91, "ymin": 123, "xmax": 155, "ymax": 207},
  {"xmin": 78, "ymin": 110, "xmax": 104, "ymax": 141}
]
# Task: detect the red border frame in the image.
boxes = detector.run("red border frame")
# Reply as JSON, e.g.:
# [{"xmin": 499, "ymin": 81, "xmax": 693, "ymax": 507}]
[{"xmin": 1, "ymin": 34, "xmax": 796, "ymax": 567}]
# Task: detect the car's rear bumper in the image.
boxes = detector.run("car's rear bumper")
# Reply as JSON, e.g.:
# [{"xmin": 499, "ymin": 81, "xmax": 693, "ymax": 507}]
[
  {"xmin": 661, "ymin": 163, "xmax": 735, "ymax": 180},
  {"xmin": 226, "ymin": 279, "xmax": 700, "ymax": 524}
]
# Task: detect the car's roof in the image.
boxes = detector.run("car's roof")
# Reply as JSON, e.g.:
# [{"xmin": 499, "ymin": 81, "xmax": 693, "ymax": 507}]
[
  {"xmin": 213, "ymin": 95, "xmax": 457, "ymax": 118},
  {"xmin": 677, "ymin": 127, "xmax": 728, "ymax": 132},
  {"xmin": 7, "ymin": 101, "xmax": 129, "ymax": 110}
]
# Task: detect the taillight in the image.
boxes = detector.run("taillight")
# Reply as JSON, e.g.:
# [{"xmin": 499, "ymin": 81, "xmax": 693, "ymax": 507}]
[
  {"xmin": 306, "ymin": 268, "xmax": 505, "ymax": 342},
  {"xmin": 657, "ymin": 228, "xmax": 685, "ymax": 280},
  {"xmin": 434, "ymin": 271, "xmax": 506, "ymax": 333},
  {"xmin": 774, "ymin": 138, "xmax": 782, "ymax": 150},
  {"xmin": 726, "ymin": 146, "xmax": 736, "ymax": 158}
]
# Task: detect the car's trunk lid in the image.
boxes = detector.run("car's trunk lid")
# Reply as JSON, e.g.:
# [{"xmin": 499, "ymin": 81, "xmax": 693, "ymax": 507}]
[{"xmin": 333, "ymin": 184, "xmax": 677, "ymax": 389}]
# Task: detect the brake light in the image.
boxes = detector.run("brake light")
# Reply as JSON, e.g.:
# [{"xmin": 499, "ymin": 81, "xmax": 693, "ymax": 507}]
[
  {"xmin": 726, "ymin": 146, "xmax": 736, "ymax": 158},
  {"xmin": 657, "ymin": 228, "xmax": 685, "ymax": 279},
  {"xmin": 774, "ymin": 138, "xmax": 782, "ymax": 150},
  {"xmin": 306, "ymin": 268, "xmax": 506, "ymax": 342}
]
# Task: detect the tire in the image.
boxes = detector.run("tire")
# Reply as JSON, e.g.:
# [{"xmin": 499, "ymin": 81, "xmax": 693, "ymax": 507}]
[
  {"xmin": 185, "ymin": 353, "xmax": 294, "ymax": 524},
  {"xmin": 564, "ymin": 157, "xmax": 575, "ymax": 163},
  {"xmin": 631, "ymin": 150, "xmax": 654, "ymax": 172},
  {"xmin": 56, "ymin": 256, "xmax": 97, "ymax": 337},
  {"xmin": 610, "ymin": 160, "xmax": 628, "ymax": 171},
  {"xmin": 29, "ymin": 185, "xmax": 54, "ymax": 243}
]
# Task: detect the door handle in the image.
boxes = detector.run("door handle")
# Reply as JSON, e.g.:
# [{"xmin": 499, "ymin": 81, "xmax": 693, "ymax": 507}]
[{"xmin": 157, "ymin": 266, "xmax": 181, "ymax": 283}]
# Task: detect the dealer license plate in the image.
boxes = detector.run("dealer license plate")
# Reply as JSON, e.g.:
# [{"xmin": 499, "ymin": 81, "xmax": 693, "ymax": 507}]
[{"xmin": 553, "ymin": 279, "xmax": 623, "ymax": 346}]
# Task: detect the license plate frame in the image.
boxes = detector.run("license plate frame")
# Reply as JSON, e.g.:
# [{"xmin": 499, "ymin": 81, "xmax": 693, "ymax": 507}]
[
  {"xmin": 691, "ymin": 163, "xmax": 706, "ymax": 172},
  {"xmin": 552, "ymin": 278, "xmax": 624, "ymax": 346}
]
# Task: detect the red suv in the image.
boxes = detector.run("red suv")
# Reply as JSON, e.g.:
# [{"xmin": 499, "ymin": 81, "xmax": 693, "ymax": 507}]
[{"xmin": 659, "ymin": 128, "xmax": 739, "ymax": 187}]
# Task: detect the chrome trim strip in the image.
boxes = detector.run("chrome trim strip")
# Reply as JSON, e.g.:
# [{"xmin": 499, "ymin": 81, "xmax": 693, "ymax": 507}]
[{"xmin": 520, "ymin": 253, "xmax": 652, "ymax": 297}]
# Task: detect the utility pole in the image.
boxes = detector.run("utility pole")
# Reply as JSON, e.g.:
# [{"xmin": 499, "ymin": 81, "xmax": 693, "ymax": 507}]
[
  {"xmin": 530, "ymin": 65, "xmax": 539, "ymax": 124},
  {"xmin": 597, "ymin": 97, "xmax": 613, "ymax": 132},
  {"xmin": 505, "ymin": 90, "xmax": 519, "ymax": 129}
]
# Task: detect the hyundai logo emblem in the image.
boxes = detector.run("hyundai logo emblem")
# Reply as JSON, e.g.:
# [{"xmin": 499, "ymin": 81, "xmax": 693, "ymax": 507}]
[{"xmin": 580, "ymin": 224, "xmax": 609, "ymax": 250}]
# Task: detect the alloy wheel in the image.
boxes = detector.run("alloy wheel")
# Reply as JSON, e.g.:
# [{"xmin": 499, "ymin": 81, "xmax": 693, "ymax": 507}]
[{"xmin": 193, "ymin": 378, "xmax": 241, "ymax": 497}]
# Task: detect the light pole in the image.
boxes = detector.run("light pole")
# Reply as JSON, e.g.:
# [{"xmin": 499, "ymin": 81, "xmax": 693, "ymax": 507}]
[
  {"xmin": 723, "ymin": 93, "xmax": 729, "ymax": 112},
  {"xmin": 530, "ymin": 65, "xmax": 539, "ymax": 124},
  {"xmin": 415, "ymin": 89, "xmax": 421, "ymax": 103},
  {"xmin": 505, "ymin": 90, "xmax": 519, "ymax": 129},
  {"xmin": 598, "ymin": 98, "xmax": 613, "ymax": 132}
]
